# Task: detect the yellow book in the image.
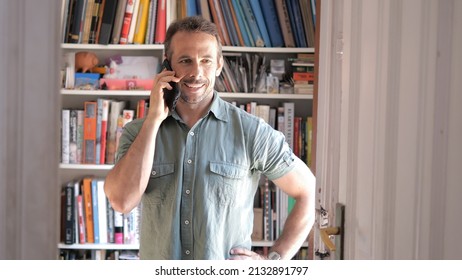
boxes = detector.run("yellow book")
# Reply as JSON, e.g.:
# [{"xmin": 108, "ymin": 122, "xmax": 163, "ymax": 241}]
[{"xmin": 133, "ymin": 0, "xmax": 150, "ymax": 44}]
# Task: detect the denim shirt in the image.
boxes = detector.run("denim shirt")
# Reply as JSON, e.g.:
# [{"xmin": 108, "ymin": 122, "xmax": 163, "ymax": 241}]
[{"xmin": 116, "ymin": 92, "xmax": 295, "ymax": 259}]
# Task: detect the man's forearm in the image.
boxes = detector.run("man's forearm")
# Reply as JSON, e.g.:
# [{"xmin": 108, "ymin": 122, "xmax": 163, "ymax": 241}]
[
  {"xmin": 104, "ymin": 116, "xmax": 161, "ymax": 213},
  {"xmin": 271, "ymin": 194, "xmax": 314, "ymax": 259}
]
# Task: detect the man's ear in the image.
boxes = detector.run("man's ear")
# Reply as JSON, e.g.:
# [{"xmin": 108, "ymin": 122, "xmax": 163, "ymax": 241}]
[{"xmin": 216, "ymin": 56, "xmax": 224, "ymax": 76}]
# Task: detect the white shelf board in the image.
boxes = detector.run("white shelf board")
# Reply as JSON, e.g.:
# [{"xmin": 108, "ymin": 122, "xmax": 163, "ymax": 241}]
[
  {"xmin": 60, "ymin": 163, "xmax": 114, "ymax": 170},
  {"xmin": 58, "ymin": 243, "xmax": 139, "ymax": 250},
  {"xmin": 61, "ymin": 89, "xmax": 313, "ymax": 100}
]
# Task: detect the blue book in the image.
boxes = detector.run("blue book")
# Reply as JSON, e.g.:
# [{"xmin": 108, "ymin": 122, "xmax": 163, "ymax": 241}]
[
  {"xmin": 258, "ymin": 0, "xmax": 284, "ymax": 47},
  {"xmin": 91, "ymin": 179, "xmax": 100, "ymax": 244},
  {"xmin": 248, "ymin": 0, "xmax": 271, "ymax": 47},
  {"xmin": 231, "ymin": 0, "xmax": 254, "ymax": 46},
  {"xmin": 285, "ymin": 0, "xmax": 301, "ymax": 47},
  {"xmin": 220, "ymin": 0, "xmax": 240, "ymax": 46},
  {"xmin": 240, "ymin": 0, "xmax": 265, "ymax": 47},
  {"xmin": 289, "ymin": 0, "xmax": 307, "ymax": 47},
  {"xmin": 187, "ymin": 0, "xmax": 198, "ymax": 16}
]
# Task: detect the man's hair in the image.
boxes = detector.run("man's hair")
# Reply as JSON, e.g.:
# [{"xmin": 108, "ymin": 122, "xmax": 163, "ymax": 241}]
[{"xmin": 164, "ymin": 16, "xmax": 223, "ymax": 60}]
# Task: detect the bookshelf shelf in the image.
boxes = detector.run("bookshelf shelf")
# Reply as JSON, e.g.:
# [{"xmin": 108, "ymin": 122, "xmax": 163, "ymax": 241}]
[
  {"xmin": 58, "ymin": 243, "xmax": 139, "ymax": 250},
  {"xmin": 61, "ymin": 43, "xmax": 314, "ymax": 54},
  {"xmin": 61, "ymin": 43, "xmax": 164, "ymax": 51},
  {"xmin": 60, "ymin": 163, "xmax": 114, "ymax": 170},
  {"xmin": 61, "ymin": 89, "xmax": 313, "ymax": 100}
]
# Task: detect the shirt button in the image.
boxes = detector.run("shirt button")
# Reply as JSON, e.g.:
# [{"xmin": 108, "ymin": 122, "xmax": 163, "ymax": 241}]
[
  {"xmin": 151, "ymin": 170, "xmax": 156, "ymax": 176},
  {"xmin": 185, "ymin": 250, "xmax": 190, "ymax": 255},
  {"xmin": 187, "ymin": 159, "xmax": 192, "ymax": 164},
  {"xmin": 189, "ymin": 131, "xmax": 195, "ymax": 136},
  {"xmin": 185, "ymin": 220, "xmax": 190, "ymax": 225},
  {"xmin": 185, "ymin": 189, "xmax": 190, "ymax": 195}
]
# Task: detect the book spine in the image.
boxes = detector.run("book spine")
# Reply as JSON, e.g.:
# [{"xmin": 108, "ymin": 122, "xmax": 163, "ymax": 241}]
[
  {"xmin": 154, "ymin": 0, "xmax": 167, "ymax": 43},
  {"xmin": 77, "ymin": 194, "xmax": 86, "ymax": 243},
  {"xmin": 111, "ymin": 0, "xmax": 128, "ymax": 44},
  {"xmin": 127, "ymin": 0, "xmax": 141, "ymax": 44},
  {"xmin": 83, "ymin": 101, "xmax": 97, "ymax": 164},
  {"xmin": 91, "ymin": 179, "xmax": 100, "ymax": 243},
  {"xmin": 133, "ymin": 0, "xmax": 150, "ymax": 44},
  {"xmin": 61, "ymin": 109, "xmax": 70, "ymax": 164},
  {"xmin": 114, "ymin": 210, "xmax": 124, "ymax": 244},
  {"xmin": 119, "ymin": 0, "xmax": 136, "ymax": 44},
  {"xmin": 100, "ymin": 99, "xmax": 109, "ymax": 164},
  {"xmin": 83, "ymin": 177, "xmax": 95, "ymax": 243},
  {"xmin": 64, "ymin": 184, "xmax": 75, "ymax": 244}
]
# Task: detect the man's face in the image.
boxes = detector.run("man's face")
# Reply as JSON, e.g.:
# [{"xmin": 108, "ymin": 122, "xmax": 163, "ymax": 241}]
[{"xmin": 169, "ymin": 31, "xmax": 223, "ymax": 104}]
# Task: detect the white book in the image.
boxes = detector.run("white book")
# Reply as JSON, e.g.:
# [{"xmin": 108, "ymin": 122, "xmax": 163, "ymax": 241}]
[
  {"xmin": 283, "ymin": 102, "xmax": 295, "ymax": 150},
  {"xmin": 97, "ymin": 179, "xmax": 108, "ymax": 244},
  {"xmin": 61, "ymin": 109, "xmax": 70, "ymax": 164},
  {"xmin": 127, "ymin": 0, "xmax": 141, "ymax": 44}
]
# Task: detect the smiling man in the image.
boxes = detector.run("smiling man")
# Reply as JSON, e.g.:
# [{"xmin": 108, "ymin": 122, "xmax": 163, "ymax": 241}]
[{"xmin": 104, "ymin": 16, "xmax": 315, "ymax": 260}]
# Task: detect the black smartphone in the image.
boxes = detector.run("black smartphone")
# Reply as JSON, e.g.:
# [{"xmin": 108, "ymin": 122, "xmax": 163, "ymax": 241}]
[{"xmin": 161, "ymin": 59, "xmax": 180, "ymax": 111}]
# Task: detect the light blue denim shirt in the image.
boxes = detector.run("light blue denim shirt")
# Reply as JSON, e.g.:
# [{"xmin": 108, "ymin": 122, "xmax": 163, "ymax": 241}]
[{"xmin": 116, "ymin": 92, "xmax": 295, "ymax": 259}]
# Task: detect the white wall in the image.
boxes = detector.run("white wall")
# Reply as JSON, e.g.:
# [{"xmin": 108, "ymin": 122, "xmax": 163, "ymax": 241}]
[
  {"xmin": 317, "ymin": 0, "xmax": 462, "ymax": 259},
  {"xmin": 0, "ymin": 0, "xmax": 61, "ymax": 259}
]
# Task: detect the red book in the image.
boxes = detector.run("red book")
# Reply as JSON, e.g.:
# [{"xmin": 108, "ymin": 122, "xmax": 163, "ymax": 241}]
[
  {"xmin": 83, "ymin": 101, "xmax": 97, "ymax": 164},
  {"xmin": 119, "ymin": 0, "xmax": 137, "ymax": 44},
  {"xmin": 77, "ymin": 194, "xmax": 86, "ymax": 243},
  {"xmin": 100, "ymin": 99, "xmax": 110, "ymax": 164},
  {"xmin": 154, "ymin": 0, "xmax": 166, "ymax": 43}
]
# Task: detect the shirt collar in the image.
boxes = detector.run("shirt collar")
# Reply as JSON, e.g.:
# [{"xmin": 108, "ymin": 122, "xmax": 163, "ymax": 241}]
[
  {"xmin": 208, "ymin": 91, "xmax": 229, "ymax": 122},
  {"xmin": 169, "ymin": 91, "xmax": 229, "ymax": 122}
]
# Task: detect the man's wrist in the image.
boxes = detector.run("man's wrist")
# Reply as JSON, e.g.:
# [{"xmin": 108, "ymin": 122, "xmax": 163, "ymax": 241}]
[{"xmin": 267, "ymin": 250, "xmax": 282, "ymax": 260}]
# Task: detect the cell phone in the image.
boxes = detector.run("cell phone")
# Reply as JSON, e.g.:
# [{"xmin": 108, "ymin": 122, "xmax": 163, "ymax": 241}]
[{"xmin": 161, "ymin": 59, "xmax": 180, "ymax": 111}]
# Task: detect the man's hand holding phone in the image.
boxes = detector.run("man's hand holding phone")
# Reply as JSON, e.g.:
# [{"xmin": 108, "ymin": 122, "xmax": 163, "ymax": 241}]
[{"xmin": 148, "ymin": 60, "xmax": 182, "ymax": 122}]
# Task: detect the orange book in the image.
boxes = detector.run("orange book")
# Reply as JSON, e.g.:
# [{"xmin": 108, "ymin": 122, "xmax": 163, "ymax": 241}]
[
  {"xmin": 82, "ymin": 177, "xmax": 95, "ymax": 243},
  {"xmin": 83, "ymin": 101, "xmax": 97, "ymax": 164}
]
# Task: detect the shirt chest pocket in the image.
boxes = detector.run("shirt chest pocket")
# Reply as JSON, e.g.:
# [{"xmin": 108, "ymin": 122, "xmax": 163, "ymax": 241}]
[
  {"xmin": 208, "ymin": 162, "xmax": 248, "ymax": 207},
  {"xmin": 145, "ymin": 163, "xmax": 175, "ymax": 205}
]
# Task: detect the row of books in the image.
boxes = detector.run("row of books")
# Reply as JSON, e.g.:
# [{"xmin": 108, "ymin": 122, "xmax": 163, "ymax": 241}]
[
  {"xmin": 61, "ymin": 98, "xmax": 148, "ymax": 165},
  {"xmin": 60, "ymin": 177, "xmax": 141, "ymax": 246},
  {"xmin": 62, "ymin": 0, "xmax": 316, "ymax": 48},
  {"xmin": 187, "ymin": 0, "xmax": 316, "ymax": 48},
  {"xmin": 62, "ymin": 0, "xmax": 167, "ymax": 45},
  {"xmin": 231, "ymin": 101, "xmax": 313, "ymax": 167},
  {"xmin": 60, "ymin": 249, "xmax": 139, "ymax": 260}
]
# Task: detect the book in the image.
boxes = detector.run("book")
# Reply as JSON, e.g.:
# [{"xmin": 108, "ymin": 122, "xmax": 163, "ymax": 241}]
[
  {"xmin": 239, "ymin": 0, "xmax": 264, "ymax": 47},
  {"xmin": 76, "ymin": 110, "xmax": 84, "ymax": 163},
  {"xmin": 97, "ymin": 179, "xmax": 109, "ymax": 244},
  {"xmin": 95, "ymin": 0, "xmax": 107, "ymax": 43},
  {"xmin": 69, "ymin": 110, "xmax": 78, "ymax": 164},
  {"xmin": 283, "ymin": 102, "xmax": 295, "ymax": 150},
  {"xmin": 76, "ymin": 193, "xmax": 86, "ymax": 243},
  {"xmin": 299, "ymin": 0, "xmax": 315, "ymax": 47},
  {"xmin": 198, "ymin": 0, "xmax": 211, "ymax": 22},
  {"xmin": 274, "ymin": 0, "xmax": 295, "ymax": 47},
  {"xmin": 61, "ymin": 109, "xmax": 70, "ymax": 164},
  {"xmin": 68, "ymin": 0, "xmax": 86, "ymax": 43},
  {"xmin": 81, "ymin": 0, "xmax": 95, "ymax": 44},
  {"xmin": 230, "ymin": 0, "xmax": 253, "ymax": 47},
  {"xmin": 120, "ymin": 0, "xmax": 137, "ymax": 44},
  {"xmin": 145, "ymin": 0, "xmax": 158, "ymax": 44},
  {"xmin": 127, "ymin": 0, "xmax": 141, "ymax": 44},
  {"xmin": 91, "ymin": 179, "xmax": 100, "ymax": 243},
  {"xmin": 106, "ymin": 100, "xmax": 126, "ymax": 164},
  {"xmin": 63, "ymin": 182, "xmax": 75, "ymax": 244},
  {"xmin": 226, "ymin": 0, "xmax": 244, "ymax": 46},
  {"xmin": 111, "ymin": 0, "xmax": 128, "ymax": 44},
  {"xmin": 98, "ymin": 0, "xmax": 118, "ymax": 45},
  {"xmin": 133, "ymin": 0, "xmax": 150, "ymax": 44},
  {"xmin": 154, "ymin": 0, "xmax": 167, "ymax": 43},
  {"xmin": 287, "ymin": 0, "xmax": 307, "ymax": 47},
  {"xmin": 89, "ymin": 0, "xmax": 103, "ymax": 44},
  {"xmin": 248, "ymin": 0, "xmax": 271, "ymax": 47},
  {"xmin": 220, "ymin": 0, "xmax": 239, "ymax": 46},
  {"xmin": 106, "ymin": 197, "xmax": 115, "ymax": 243},
  {"xmin": 258, "ymin": 0, "xmax": 284, "ymax": 47},
  {"xmin": 82, "ymin": 177, "xmax": 95, "ymax": 243},
  {"xmin": 208, "ymin": 0, "xmax": 231, "ymax": 46},
  {"xmin": 100, "ymin": 99, "xmax": 110, "ymax": 164},
  {"xmin": 114, "ymin": 210, "xmax": 124, "ymax": 244},
  {"xmin": 83, "ymin": 101, "xmax": 97, "ymax": 164}
]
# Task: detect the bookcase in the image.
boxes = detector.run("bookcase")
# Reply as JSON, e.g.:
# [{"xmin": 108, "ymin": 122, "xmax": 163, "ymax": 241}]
[{"xmin": 59, "ymin": 0, "xmax": 318, "ymax": 260}]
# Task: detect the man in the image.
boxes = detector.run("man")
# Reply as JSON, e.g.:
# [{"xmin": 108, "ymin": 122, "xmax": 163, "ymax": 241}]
[{"xmin": 104, "ymin": 16, "xmax": 315, "ymax": 260}]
